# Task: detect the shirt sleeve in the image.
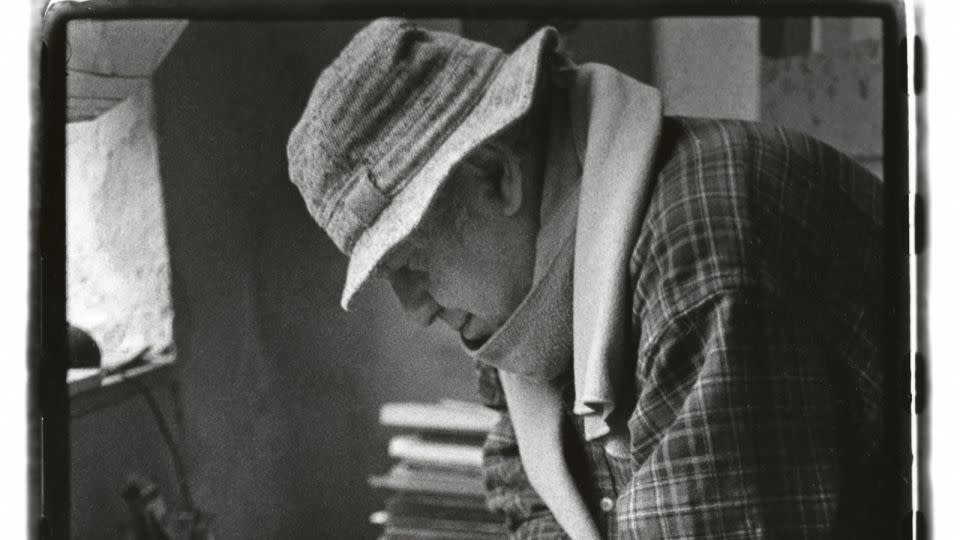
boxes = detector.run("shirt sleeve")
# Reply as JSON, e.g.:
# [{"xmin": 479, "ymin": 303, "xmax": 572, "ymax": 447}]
[
  {"xmin": 616, "ymin": 289, "xmax": 870, "ymax": 539},
  {"xmin": 613, "ymin": 117, "xmax": 898, "ymax": 539}
]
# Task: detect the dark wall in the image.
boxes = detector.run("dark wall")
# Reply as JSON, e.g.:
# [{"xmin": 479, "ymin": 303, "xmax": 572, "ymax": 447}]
[
  {"xmin": 152, "ymin": 21, "xmax": 477, "ymax": 539},
  {"xmin": 71, "ymin": 392, "xmax": 183, "ymax": 538},
  {"xmin": 462, "ymin": 19, "xmax": 654, "ymax": 84}
]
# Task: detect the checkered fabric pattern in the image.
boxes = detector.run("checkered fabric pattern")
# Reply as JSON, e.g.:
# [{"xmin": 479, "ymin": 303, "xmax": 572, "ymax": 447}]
[{"xmin": 478, "ymin": 117, "xmax": 903, "ymax": 538}]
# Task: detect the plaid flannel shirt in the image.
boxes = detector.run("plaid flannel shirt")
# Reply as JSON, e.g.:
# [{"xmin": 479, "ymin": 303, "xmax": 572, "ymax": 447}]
[{"xmin": 478, "ymin": 117, "xmax": 904, "ymax": 539}]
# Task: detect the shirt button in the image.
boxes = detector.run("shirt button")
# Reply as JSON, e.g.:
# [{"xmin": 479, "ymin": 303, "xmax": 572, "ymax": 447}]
[{"xmin": 600, "ymin": 497, "xmax": 615, "ymax": 512}]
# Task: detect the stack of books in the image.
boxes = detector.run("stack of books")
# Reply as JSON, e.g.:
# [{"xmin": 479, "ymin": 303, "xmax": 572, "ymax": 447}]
[{"xmin": 369, "ymin": 400, "xmax": 507, "ymax": 539}]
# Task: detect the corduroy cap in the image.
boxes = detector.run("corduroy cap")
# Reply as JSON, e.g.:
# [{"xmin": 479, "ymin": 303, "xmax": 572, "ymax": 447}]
[{"xmin": 287, "ymin": 18, "xmax": 558, "ymax": 309}]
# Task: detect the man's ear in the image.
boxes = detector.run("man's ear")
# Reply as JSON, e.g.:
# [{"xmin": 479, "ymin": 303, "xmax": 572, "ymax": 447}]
[{"xmin": 495, "ymin": 146, "xmax": 525, "ymax": 217}]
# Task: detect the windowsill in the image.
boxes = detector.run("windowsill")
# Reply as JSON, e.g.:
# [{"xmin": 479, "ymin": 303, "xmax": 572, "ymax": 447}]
[{"xmin": 69, "ymin": 354, "xmax": 177, "ymax": 418}]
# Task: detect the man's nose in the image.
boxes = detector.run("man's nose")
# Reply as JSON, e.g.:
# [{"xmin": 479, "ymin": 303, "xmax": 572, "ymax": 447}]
[{"xmin": 388, "ymin": 269, "xmax": 439, "ymax": 327}]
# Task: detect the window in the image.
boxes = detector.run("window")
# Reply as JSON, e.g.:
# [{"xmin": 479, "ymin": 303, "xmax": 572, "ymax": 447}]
[{"xmin": 66, "ymin": 20, "xmax": 187, "ymax": 399}]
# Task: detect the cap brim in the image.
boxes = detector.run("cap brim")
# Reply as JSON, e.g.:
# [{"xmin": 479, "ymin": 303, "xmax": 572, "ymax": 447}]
[{"xmin": 339, "ymin": 27, "xmax": 559, "ymax": 310}]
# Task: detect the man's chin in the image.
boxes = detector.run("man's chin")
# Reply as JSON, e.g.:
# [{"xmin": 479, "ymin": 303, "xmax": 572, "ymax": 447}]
[{"xmin": 460, "ymin": 334, "xmax": 490, "ymax": 351}]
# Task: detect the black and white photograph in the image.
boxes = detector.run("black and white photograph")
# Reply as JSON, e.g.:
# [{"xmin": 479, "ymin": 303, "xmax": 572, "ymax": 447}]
[{"xmin": 29, "ymin": 3, "xmax": 932, "ymax": 539}]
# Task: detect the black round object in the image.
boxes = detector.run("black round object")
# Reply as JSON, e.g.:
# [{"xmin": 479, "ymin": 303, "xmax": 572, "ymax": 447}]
[{"xmin": 68, "ymin": 324, "xmax": 101, "ymax": 369}]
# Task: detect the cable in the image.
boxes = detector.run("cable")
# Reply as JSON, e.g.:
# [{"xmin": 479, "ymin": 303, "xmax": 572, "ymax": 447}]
[{"xmin": 123, "ymin": 370, "xmax": 196, "ymax": 513}]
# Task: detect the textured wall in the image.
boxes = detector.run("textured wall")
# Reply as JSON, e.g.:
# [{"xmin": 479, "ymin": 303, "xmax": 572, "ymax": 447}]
[
  {"xmin": 66, "ymin": 54, "xmax": 184, "ymax": 540},
  {"xmin": 66, "ymin": 84, "xmax": 173, "ymax": 367},
  {"xmin": 761, "ymin": 36, "xmax": 883, "ymax": 178},
  {"xmin": 653, "ymin": 17, "xmax": 761, "ymax": 120}
]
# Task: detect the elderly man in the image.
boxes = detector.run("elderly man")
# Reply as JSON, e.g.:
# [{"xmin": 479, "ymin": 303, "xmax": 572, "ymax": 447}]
[{"xmin": 287, "ymin": 18, "xmax": 900, "ymax": 539}]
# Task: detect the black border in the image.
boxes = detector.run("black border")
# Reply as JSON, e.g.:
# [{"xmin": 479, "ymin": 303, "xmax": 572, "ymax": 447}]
[{"xmin": 34, "ymin": 2, "xmax": 912, "ymax": 539}]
